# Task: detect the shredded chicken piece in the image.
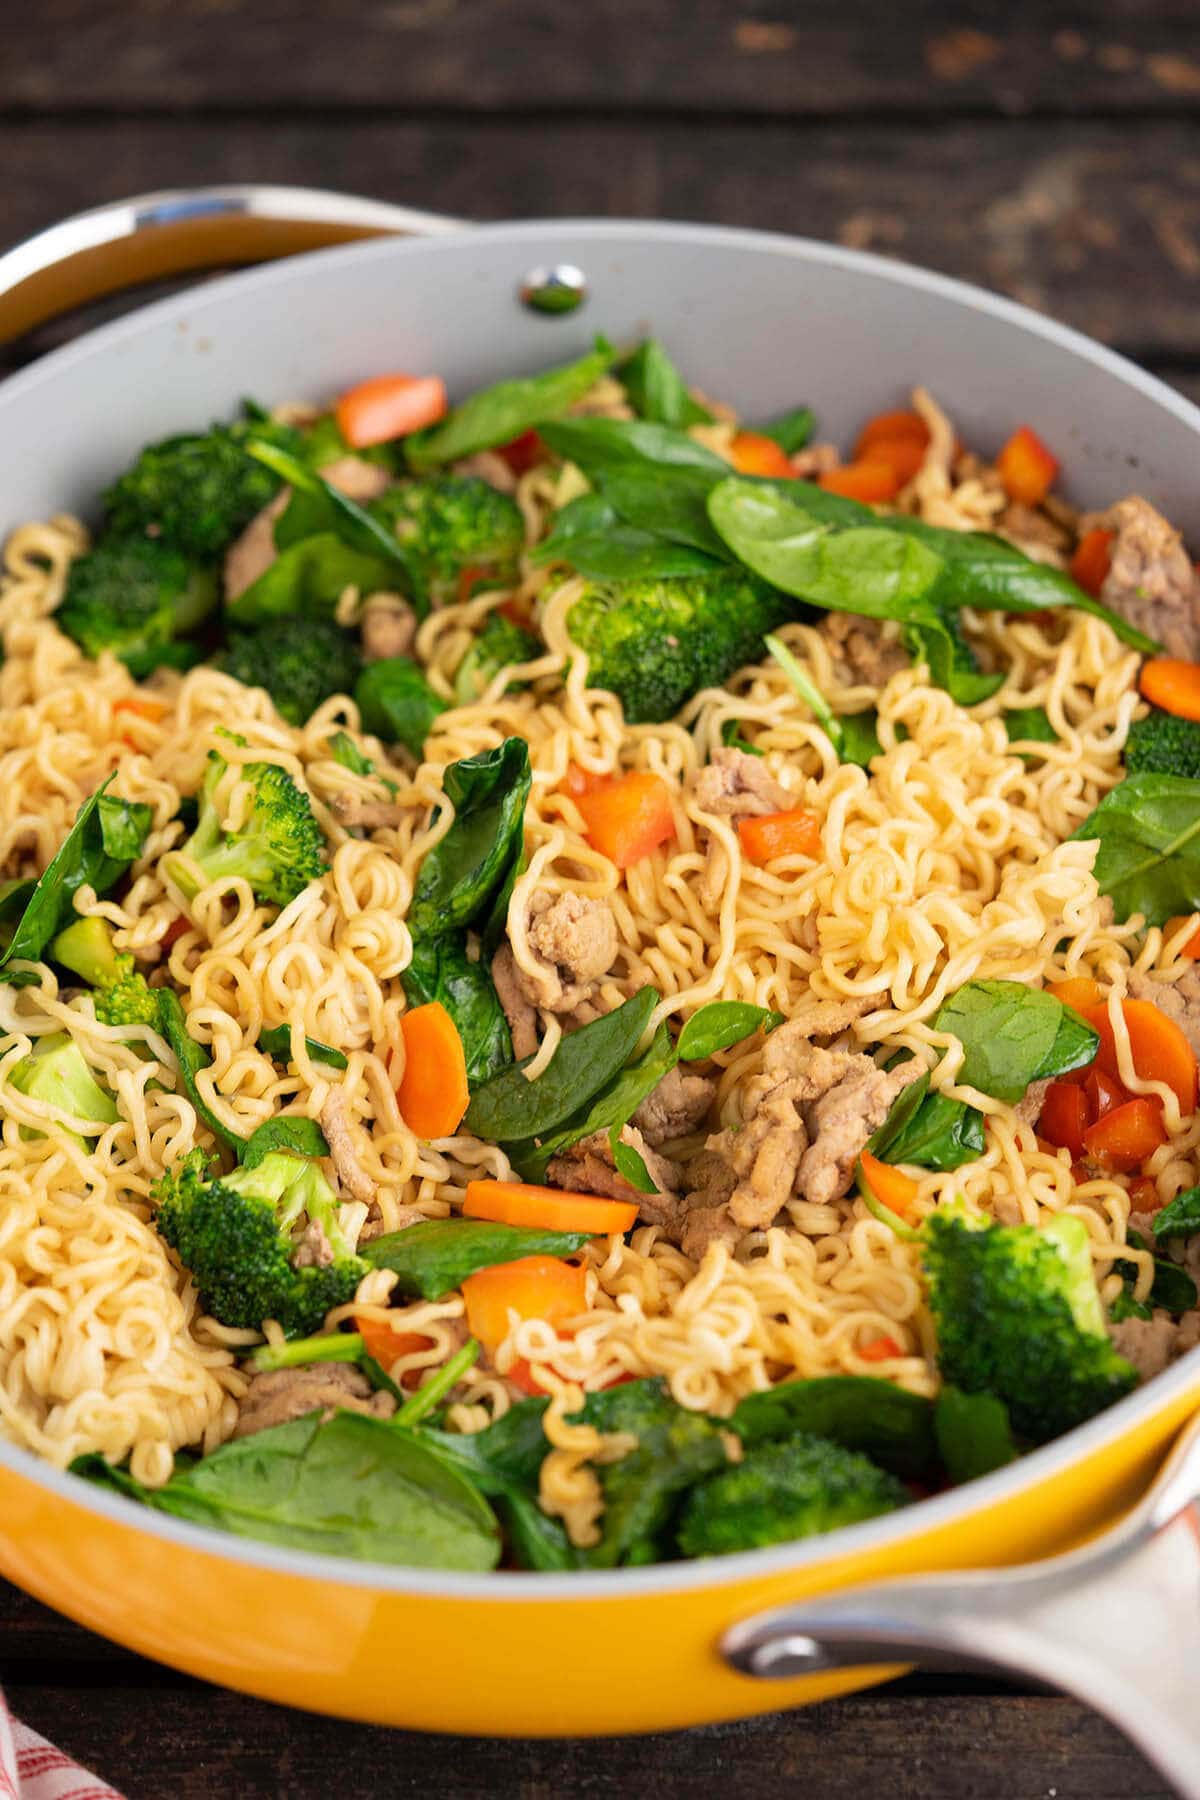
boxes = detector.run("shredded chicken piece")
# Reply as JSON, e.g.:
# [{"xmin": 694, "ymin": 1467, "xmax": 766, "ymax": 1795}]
[
  {"xmin": 223, "ymin": 489, "xmax": 289, "ymax": 601},
  {"xmin": 1108, "ymin": 1309, "xmax": 1200, "ymax": 1381},
  {"xmin": 234, "ymin": 1364, "xmax": 395, "ymax": 1439},
  {"xmin": 291, "ymin": 1219, "xmax": 334, "ymax": 1269},
  {"xmin": 789, "ymin": 443, "xmax": 841, "ymax": 479},
  {"xmin": 491, "ymin": 942, "xmax": 540, "ymax": 1060},
  {"xmin": 361, "ymin": 594, "xmax": 417, "ymax": 662},
  {"xmin": 688, "ymin": 747, "xmax": 793, "ymax": 820},
  {"xmin": 632, "ymin": 1065, "xmax": 717, "ymax": 1147},
  {"xmin": 1088, "ymin": 495, "xmax": 1200, "ymax": 660},
  {"xmin": 358, "ymin": 1205, "xmax": 426, "ymax": 1243},
  {"xmin": 451, "ymin": 450, "xmax": 518, "ymax": 493},
  {"xmin": 1014, "ymin": 1075, "xmax": 1053, "ymax": 1128},
  {"xmin": 816, "ymin": 613, "xmax": 908, "ymax": 688},
  {"xmin": 546, "ymin": 1126, "xmax": 681, "ymax": 1207},
  {"xmin": 319, "ymin": 457, "xmax": 392, "ymax": 504},
  {"xmin": 677, "ymin": 1150, "xmax": 742, "ymax": 1259},
  {"xmin": 320, "ymin": 1088, "xmax": 375, "ymax": 1204},
  {"xmin": 513, "ymin": 891, "xmax": 619, "ymax": 1012},
  {"xmin": 330, "ymin": 790, "xmax": 407, "ymax": 832}
]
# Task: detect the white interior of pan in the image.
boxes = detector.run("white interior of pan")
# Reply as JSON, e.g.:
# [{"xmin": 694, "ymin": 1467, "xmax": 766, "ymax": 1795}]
[{"xmin": 1, "ymin": 217, "xmax": 1198, "ymax": 1597}]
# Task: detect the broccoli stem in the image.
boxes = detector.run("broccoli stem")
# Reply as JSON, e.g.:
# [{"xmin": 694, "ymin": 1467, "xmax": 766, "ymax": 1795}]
[{"xmin": 246, "ymin": 1331, "xmax": 366, "ymax": 1374}]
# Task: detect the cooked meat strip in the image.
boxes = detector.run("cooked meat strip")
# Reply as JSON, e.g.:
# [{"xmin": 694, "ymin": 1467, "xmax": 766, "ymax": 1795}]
[
  {"xmin": 491, "ymin": 942, "xmax": 540, "ymax": 1060},
  {"xmin": 689, "ymin": 747, "xmax": 793, "ymax": 820},
  {"xmin": 1090, "ymin": 495, "xmax": 1200, "ymax": 660},
  {"xmin": 223, "ymin": 489, "xmax": 290, "ymax": 601},
  {"xmin": 546, "ymin": 1125, "xmax": 681, "ymax": 1208},
  {"xmin": 1126, "ymin": 967, "xmax": 1200, "ymax": 1062},
  {"xmin": 513, "ymin": 890, "xmax": 619, "ymax": 1012},
  {"xmin": 782, "ymin": 995, "xmax": 874, "ymax": 1043},
  {"xmin": 632, "ymin": 1064, "xmax": 717, "ymax": 1147},
  {"xmin": 677, "ymin": 1148, "xmax": 742, "ymax": 1259},
  {"xmin": 817, "ymin": 613, "xmax": 908, "ymax": 688},
  {"xmin": 451, "ymin": 450, "xmax": 519, "ymax": 493},
  {"xmin": 358, "ymin": 1204, "xmax": 426, "ymax": 1243},
  {"xmin": 320, "ymin": 1088, "xmax": 375, "ymax": 1202},
  {"xmin": 790, "ymin": 443, "xmax": 841, "ymax": 479},
  {"xmin": 330, "ymin": 790, "xmax": 407, "ymax": 832},
  {"xmin": 1014, "ymin": 1075, "xmax": 1054, "ymax": 1127},
  {"xmin": 291, "ymin": 1219, "xmax": 334, "ymax": 1269},
  {"xmin": 793, "ymin": 1048, "xmax": 925, "ymax": 1208},
  {"xmin": 234, "ymin": 1363, "xmax": 396, "ymax": 1439},
  {"xmin": 1108, "ymin": 1308, "xmax": 1200, "ymax": 1382},
  {"xmin": 998, "ymin": 502, "xmax": 1071, "ymax": 561},
  {"xmin": 318, "ymin": 456, "xmax": 392, "ymax": 504},
  {"xmin": 361, "ymin": 594, "xmax": 417, "ymax": 662}
]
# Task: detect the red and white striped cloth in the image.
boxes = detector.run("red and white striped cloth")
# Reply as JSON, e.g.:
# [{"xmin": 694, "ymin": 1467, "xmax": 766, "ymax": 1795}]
[{"xmin": 0, "ymin": 1696, "xmax": 123, "ymax": 1800}]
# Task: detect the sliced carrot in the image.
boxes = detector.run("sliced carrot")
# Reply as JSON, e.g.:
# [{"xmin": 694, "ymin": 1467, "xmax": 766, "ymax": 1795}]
[
  {"xmin": 1039, "ymin": 1081, "xmax": 1089, "ymax": 1158},
  {"xmin": 114, "ymin": 696, "xmax": 168, "ymax": 723},
  {"xmin": 860, "ymin": 1334, "xmax": 904, "ymax": 1362},
  {"xmin": 396, "ymin": 1001, "xmax": 469, "ymax": 1139},
  {"xmin": 496, "ymin": 429, "xmax": 544, "ymax": 476},
  {"xmin": 575, "ymin": 771, "xmax": 675, "ymax": 869},
  {"xmin": 728, "ymin": 431, "xmax": 798, "ymax": 479},
  {"xmin": 1165, "ymin": 915, "xmax": 1200, "ymax": 959},
  {"xmin": 1047, "ymin": 976, "xmax": 1103, "ymax": 1016},
  {"xmin": 355, "ymin": 1313, "xmax": 433, "ymax": 1369},
  {"xmin": 858, "ymin": 1149, "xmax": 920, "ymax": 1219},
  {"xmin": 1083, "ymin": 1097, "xmax": 1168, "ymax": 1171},
  {"xmin": 463, "ymin": 1178, "xmax": 638, "ymax": 1237},
  {"xmin": 818, "ymin": 461, "xmax": 902, "ymax": 504},
  {"xmin": 738, "ymin": 807, "xmax": 823, "ymax": 866},
  {"xmin": 1127, "ymin": 1175, "xmax": 1162, "ymax": 1214},
  {"xmin": 461, "ymin": 1254, "xmax": 588, "ymax": 1394},
  {"xmin": 1139, "ymin": 658, "xmax": 1200, "ymax": 722},
  {"xmin": 1068, "ymin": 527, "xmax": 1114, "ymax": 598},
  {"xmin": 856, "ymin": 409, "xmax": 930, "ymax": 456},
  {"xmin": 335, "ymin": 373, "xmax": 448, "ymax": 449},
  {"xmin": 1083, "ymin": 1066, "xmax": 1131, "ymax": 1121},
  {"xmin": 996, "ymin": 425, "xmax": 1059, "ymax": 506},
  {"xmin": 1082, "ymin": 999, "xmax": 1199, "ymax": 1115}
]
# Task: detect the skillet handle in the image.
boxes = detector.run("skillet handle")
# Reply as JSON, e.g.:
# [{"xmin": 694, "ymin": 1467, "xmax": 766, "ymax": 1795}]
[
  {"xmin": 723, "ymin": 1433, "xmax": 1200, "ymax": 1800},
  {"xmin": 0, "ymin": 185, "xmax": 465, "ymax": 345}
]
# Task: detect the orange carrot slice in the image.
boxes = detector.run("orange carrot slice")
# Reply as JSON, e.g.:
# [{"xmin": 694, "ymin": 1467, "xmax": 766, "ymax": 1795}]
[{"xmin": 396, "ymin": 1002, "xmax": 469, "ymax": 1139}]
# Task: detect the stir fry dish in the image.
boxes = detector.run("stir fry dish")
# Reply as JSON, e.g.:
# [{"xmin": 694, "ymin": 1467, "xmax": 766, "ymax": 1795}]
[{"xmin": 0, "ymin": 338, "xmax": 1197, "ymax": 1572}]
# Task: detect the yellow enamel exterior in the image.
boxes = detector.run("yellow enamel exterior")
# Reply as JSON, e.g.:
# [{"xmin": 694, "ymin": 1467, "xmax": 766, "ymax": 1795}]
[{"xmin": 2, "ymin": 1372, "xmax": 1198, "ymax": 1735}]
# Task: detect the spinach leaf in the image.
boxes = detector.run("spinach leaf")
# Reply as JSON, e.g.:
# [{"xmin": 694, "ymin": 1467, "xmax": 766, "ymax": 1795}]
[
  {"xmin": 610, "ymin": 1129, "xmax": 659, "ymax": 1193},
  {"xmin": 869, "ymin": 1068, "xmax": 986, "ymax": 1172},
  {"xmin": 242, "ymin": 1115, "xmax": 329, "ymax": 1168},
  {"xmin": 0, "ymin": 779, "xmax": 153, "ymax": 986},
  {"xmin": 509, "ymin": 1022, "xmax": 676, "ymax": 1184},
  {"xmin": 934, "ymin": 1386, "xmax": 1018, "ymax": 1484},
  {"xmin": 729, "ymin": 1374, "xmax": 936, "ymax": 1479},
  {"xmin": 405, "ymin": 341, "xmax": 614, "ymax": 472},
  {"xmin": 531, "ymin": 494, "xmax": 722, "ymax": 580},
  {"xmin": 1071, "ymin": 774, "xmax": 1200, "ymax": 926},
  {"xmin": 406, "ymin": 739, "xmax": 532, "ymax": 943},
  {"xmin": 575, "ymin": 1379, "xmax": 729, "ymax": 1569},
  {"xmin": 403, "ymin": 936, "xmax": 513, "ymax": 1085},
  {"xmin": 354, "ymin": 657, "xmax": 447, "ymax": 758},
  {"xmin": 419, "ymin": 1399, "xmax": 581, "ymax": 1571},
  {"xmin": 227, "ymin": 533, "xmax": 397, "ymax": 625},
  {"xmin": 465, "ymin": 987, "xmax": 658, "ymax": 1143},
  {"xmin": 675, "ymin": 1000, "xmax": 781, "ymax": 1061},
  {"xmin": 757, "ymin": 405, "xmax": 815, "ymax": 455},
  {"xmin": 246, "ymin": 438, "xmax": 410, "ymax": 578},
  {"xmin": 154, "ymin": 988, "xmax": 246, "ymax": 1154},
  {"xmin": 257, "ymin": 1025, "xmax": 348, "ymax": 1070},
  {"xmin": 708, "ymin": 478, "xmax": 945, "ymax": 619},
  {"xmin": 933, "ymin": 979, "xmax": 1099, "ymax": 1104},
  {"xmin": 73, "ymin": 1411, "xmax": 501, "ymax": 1570},
  {"xmin": 327, "ymin": 730, "xmax": 376, "ymax": 778},
  {"xmin": 1005, "ymin": 706, "xmax": 1057, "ymax": 747},
  {"xmin": 903, "ymin": 608, "xmax": 1005, "ymax": 706},
  {"xmin": 619, "ymin": 340, "xmax": 714, "ymax": 428},
  {"xmin": 362, "ymin": 1218, "xmax": 591, "ymax": 1299},
  {"xmin": 539, "ymin": 416, "xmax": 728, "ymax": 478},
  {"xmin": 1115, "ymin": 1229, "xmax": 1199, "ymax": 1316},
  {"xmin": 1152, "ymin": 1186, "xmax": 1200, "ymax": 1241},
  {"xmin": 839, "ymin": 711, "xmax": 885, "ymax": 768}
]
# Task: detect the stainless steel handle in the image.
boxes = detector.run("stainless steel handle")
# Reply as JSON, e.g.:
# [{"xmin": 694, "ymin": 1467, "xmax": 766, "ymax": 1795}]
[
  {"xmin": 724, "ymin": 1410, "xmax": 1200, "ymax": 1798},
  {"xmin": 0, "ymin": 184, "xmax": 465, "ymax": 344}
]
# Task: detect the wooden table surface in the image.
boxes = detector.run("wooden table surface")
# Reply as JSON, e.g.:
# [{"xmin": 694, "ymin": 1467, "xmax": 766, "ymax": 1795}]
[{"xmin": 1, "ymin": 3, "xmax": 1197, "ymax": 1793}]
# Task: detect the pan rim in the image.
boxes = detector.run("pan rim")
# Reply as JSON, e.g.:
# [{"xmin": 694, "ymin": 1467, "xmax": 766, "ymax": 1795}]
[{"xmin": 2, "ymin": 213, "xmax": 1198, "ymax": 1600}]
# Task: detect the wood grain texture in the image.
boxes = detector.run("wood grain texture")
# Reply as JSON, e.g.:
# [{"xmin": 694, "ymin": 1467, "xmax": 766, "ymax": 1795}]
[
  {"xmin": 1, "ymin": 116, "xmax": 1200, "ymax": 359},
  {"xmin": 6, "ymin": 0, "xmax": 1200, "ymax": 117}
]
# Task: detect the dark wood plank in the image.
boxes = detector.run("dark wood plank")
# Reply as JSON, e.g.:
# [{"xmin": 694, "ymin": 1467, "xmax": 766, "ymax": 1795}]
[
  {"xmin": 2, "ymin": 1683, "xmax": 1169, "ymax": 1800},
  {"xmin": 1, "ymin": 116, "xmax": 1199, "ymax": 358},
  {"xmin": 7, "ymin": 0, "xmax": 1200, "ymax": 118}
]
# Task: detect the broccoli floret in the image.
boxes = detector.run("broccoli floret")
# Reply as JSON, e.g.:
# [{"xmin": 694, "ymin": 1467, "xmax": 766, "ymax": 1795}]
[
  {"xmin": 924, "ymin": 1210, "xmax": 1137, "ymax": 1444},
  {"xmin": 454, "ymin": 612, "xmax": 541, "ymax": 704},
  {"xmin": 370, "ymin": 476, "xmax": 524, "ymax": 609},
  {"xmin": 222, "ymin": 617, "xmax": 363, "ymax": 726},
  {"xmin": 676, "ymin": 1434, "xmax": 907, "ymax": 1557},
  {"xmin": 51, "ymin": 916, "xmax": 158, "ymax": 1030},
  {"xmin": 168, "ymin": 742, "xmax": 325, "ymax": 909},
  {"xmin": 153, "ymin": 1147, "xmax": 366, "ymax": 1336},
  {"xmin": 56, "ymin": 536, "xmax": 217, "ymax": 678},
  {"xmin": 1125, "ymin": 708, "xmax": 1200, "ymax": 780},
  {"xmin": 564, "ymin": 568, "xmax": 795, "ymax": 724},
  {"xmin": 8, "ymin": 1031, "xmax": 119, "ymax": 1133},
  {"xmin": 102, "ymin": 420, "xmax": 302, "ymax": 561}
]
